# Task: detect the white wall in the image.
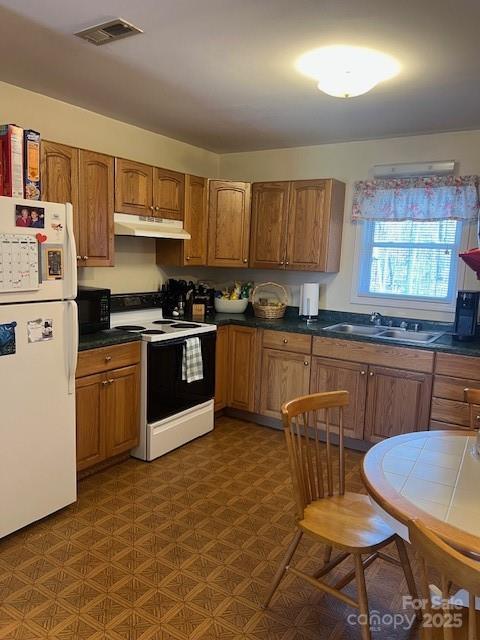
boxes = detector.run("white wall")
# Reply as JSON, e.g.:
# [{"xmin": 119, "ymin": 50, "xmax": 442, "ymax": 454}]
[
  {"xmin": 0, "ymin": 80, "xmax": 219, "ymax": 293},
  {"xmin": 212, "ymin": 130, "xmax": 480, "ymax": 321}
]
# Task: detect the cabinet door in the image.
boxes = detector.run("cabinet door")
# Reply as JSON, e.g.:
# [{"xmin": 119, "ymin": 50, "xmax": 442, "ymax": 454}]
[
  {"xmin": 310, "ymin": 357, "xmax": 367, "ymax": 439},
  {"xmin": 364, "ymin": 366, "xmax": 432, "ymax": 443},
  {"xmin": 259, "ymin": 348, "xmax": 311, "ymax": 419},
  {"xmin": 207, "ymin": 181, "xmax": 251, "ymax": 268},
  {"xmin": 105, "ymin": 364, "xmax": 140, "ymax": 457},
  {"xmin": 40, "ymin": 141, "xmax": 80, "ymax": 257},
  {"xmin": 78, "ymin": 150, "xmax": 114, "ymax": 267},
  {"xmin": 115, "ymin": 158, "xmax": 153, "ymax": 216},
  {"xmin": 250, "ymin": 182, "xmax": 289, "ymax": 269},
  {"xmin": 76, "ymin": 373, "xmax": 106, "ymax": 471},
  {"xmin": 184, "ymin": 174, "xmax": 208, "ymax": 265},
  {"xmin": 215, "ymin": 325, "xmax": 229, "ymax": 411},
  {"xmin": 228, "ymin": 326, "xmax": 256, "ymax": 411},
  {"xmin": 286, "ymin": 179, "xmax": 328, "ymax": 271},
  {"xmin": 153, "ymin": 167, "xmax": 185, "ymax": 220}
]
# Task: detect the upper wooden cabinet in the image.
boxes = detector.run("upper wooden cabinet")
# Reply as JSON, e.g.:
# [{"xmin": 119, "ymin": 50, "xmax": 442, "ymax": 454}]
[
  {"xmin": 78, "ymin": 150, "xmax": 114, "ymax": 267},
  {"xmin": 250, "ymin": 181, "xmax": 290, "ymax": 269},
  {"xmin": 207, "ymin": 180, "xmax": 251, "ymax": 268},
  {"xmin": 153, "ymin": 168, "xmax": 185, "ymax": 220},
  {"xmin": 156, "ymin": 174, "xmax": 208, "ymax": 266},
  {"xmin": 41, "ymin": 141, "xmax": 80, "ymax": 250},
  {"xmin": 250, "ymin": 178, "xmax": 345, "ymax": 272},
  {"xmin": 115, "ymin": 159, "xmax": 185, "ymax": 220},
  {"xmin": 41, "ymin": 141, "xmax": 113, "ymax": 267},
  {"xmin": 115, "ymin": 158, "xmax": 153, "ymax": 216}
]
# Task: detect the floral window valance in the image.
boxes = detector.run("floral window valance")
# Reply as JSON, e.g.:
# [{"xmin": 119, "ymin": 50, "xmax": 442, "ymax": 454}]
[{"xmin": 352, "ymin": 175, "xmax": 479, "ymax": 222}]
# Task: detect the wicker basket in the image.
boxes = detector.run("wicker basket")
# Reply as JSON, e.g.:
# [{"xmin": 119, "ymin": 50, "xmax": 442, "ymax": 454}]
[{"xmin": 252, "ymin": 282, "xmax": 288, "ymax": 319}]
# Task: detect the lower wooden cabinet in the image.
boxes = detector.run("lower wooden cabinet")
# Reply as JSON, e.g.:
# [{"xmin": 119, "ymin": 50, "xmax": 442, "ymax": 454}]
[
  {"xmin": 259, "ymin": 348, "xmax": 310, "ymax": 419},
  {"xmin": 215, "ymin": 325, "xmax": 229, "ymax": 411},
  {"xmin": 310, "ymin": 357, "xmax": 367, "ymax": 439},
  {"xmin": 76, "ymin": 373, "xmax": 105, "ymax": 471},
  {"xmin": 76, "ymin": 343, "xmax": 141, "ymax": 472},
  {"xmin": 228, "ymin": 326, "xmax": 257, "ymax": 411},
  {"xmin": 364, "ymin": 365, "xmax": 432, "ymax": 443}
]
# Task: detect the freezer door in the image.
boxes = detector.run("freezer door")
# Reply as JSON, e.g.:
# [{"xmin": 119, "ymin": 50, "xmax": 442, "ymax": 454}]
[
  {"xmin": 0, "ymin": 301, "xmax": 77, "ymax": 538},
  {"xmin": 0, "ymin": 197, "xmax": 77, "ymax": 303}
]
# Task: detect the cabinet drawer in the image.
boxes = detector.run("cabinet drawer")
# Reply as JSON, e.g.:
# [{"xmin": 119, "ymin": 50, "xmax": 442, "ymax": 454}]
[
  {"xmin": 77, "ymin": 342, "xmax": 141, "ymax": 378},
  {"xmin": 262, "ymin": 330, "xmax": 312, "ymax": 354},
  {"xmin": 433, "ymin": 375, "xmax": 480, "ymax": 402},
  {"xmin": 312, "ymin": 336, "xmax": 434, "ymax": 373},
  {"xmin": 430, "ymin": 420, "xmax": 469, "ymax": 432},
  {"xmin": 435, "ymin": 352, "xmax": 480, "ymax": 380},
  {"xmin": 430, "ymin": 397, "xmax": 480, "ymax": 428}
]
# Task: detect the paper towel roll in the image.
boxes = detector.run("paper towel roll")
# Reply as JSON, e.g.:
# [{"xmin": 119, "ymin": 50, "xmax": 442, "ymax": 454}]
[{"xmin": 299, "ymin": 283, "xmax": 319, "ymax": 317}]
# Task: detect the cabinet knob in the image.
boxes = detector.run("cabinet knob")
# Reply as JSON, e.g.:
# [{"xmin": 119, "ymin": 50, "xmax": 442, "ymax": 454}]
[
  {"xmin": 105, "ymin": 355, "xmax": 112, "ymax": 362},
  {"xmin": 76, "ymin": 255, "xmax": 81, "ymax": 260},
  {"xmin": 185, "ymin": 256, "xmax": 190, "ymax": 261},
  {"xmin": 476, "ymin": 415, "xmax": 480, "ymax": 421},
  {"xmin": 304, "ymin": 361, "xmax": 309, "ymax": 366},
  {"xmin": 149, "ymin": 205, "xmax": 154, "ymax": 211},
  {"xmin": 108, "ymin": 378, "xmax": 114, "ymax": 384},
  {"xmin": 360, "ymin": 370, "xmax": 366, "ymax": 376},
  {"xmin": 283, "ymin": 338, "xmax": 288, "ymax": 344},
  {"xmin": 101, "ymin": 380, "xmax": 109, "ymax": 386},
  {"xmin": 83, "ymin": 256, "xmax": 89, "ymax": 261},
  {"xmin": 279, "ymin": 260, "xmax": 284, "ymax": 265},
  {"xmin": 243, "ymin": 258, "xmax": 248, "ymax": 263},
  {"xmin": 285, "ymin": 260, "xmax": 289, "ymax": 265},
  {"xmin": 369, "ymin": 371, "xmax": 374, "ymax": 377},
  {"xmin": 155, "ymin": 206, "xmax": 160, "ymax": 211}
]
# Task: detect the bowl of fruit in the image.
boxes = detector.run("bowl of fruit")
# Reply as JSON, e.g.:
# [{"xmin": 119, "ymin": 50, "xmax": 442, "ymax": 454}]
[{"xmin": 214, "ymin": 282, "xmax": 252, "ymax": 314}]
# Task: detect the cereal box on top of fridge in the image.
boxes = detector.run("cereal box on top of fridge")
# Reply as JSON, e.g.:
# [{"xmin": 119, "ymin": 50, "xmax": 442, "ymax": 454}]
[
  {"xmin": 23, "ymin": 130, "xmax": 41, "ymax": 200},
  {"xmin": 0, "ymin": 124, "xmax": 24, "ymax": 198}
]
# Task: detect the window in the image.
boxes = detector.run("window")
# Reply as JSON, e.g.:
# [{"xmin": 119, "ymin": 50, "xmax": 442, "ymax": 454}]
[{"xmin": 357, "ymin": 219, "xmax": 462, "ymax": 304}]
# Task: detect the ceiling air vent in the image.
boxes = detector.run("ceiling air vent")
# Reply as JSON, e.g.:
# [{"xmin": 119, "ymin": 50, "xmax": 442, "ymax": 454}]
[{"xmin": 75, "ymin": 19, "xmax": 143, "ymax": 46}]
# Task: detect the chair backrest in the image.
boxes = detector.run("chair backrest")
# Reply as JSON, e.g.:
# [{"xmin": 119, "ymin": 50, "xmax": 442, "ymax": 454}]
[
  {"xmin": 409, "ymin": 519, "xmax": 480, "ymax": 639},
  {"xmin": 281, "ymin": 391, "xmax": 349, "ymax": 518},
  {"xmin": 464, "ymin": 388, "xmax": 480, "ymax": 431}
]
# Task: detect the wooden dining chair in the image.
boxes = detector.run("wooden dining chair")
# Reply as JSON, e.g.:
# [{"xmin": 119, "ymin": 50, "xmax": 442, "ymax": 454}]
[
  {"xmin": 464, "ymin": 388, "xmax": 480, "ymax": 431},
  {"xmin": 263, "ymin": 390, "xmax": 419, "ymax": 640},
  {"xmin": 409, "ymin": 518, "xmax": 480, "ymax": 639}
]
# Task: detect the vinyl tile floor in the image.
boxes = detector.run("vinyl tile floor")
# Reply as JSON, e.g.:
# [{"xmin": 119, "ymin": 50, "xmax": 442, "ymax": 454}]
[{"xmin": 0, "ymin": 417, "xmax": 420, "ymax": 639}]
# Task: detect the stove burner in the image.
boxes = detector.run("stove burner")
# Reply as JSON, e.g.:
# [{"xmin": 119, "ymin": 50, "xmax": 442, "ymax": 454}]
[
  {"xmin": 152, "ymin": 320, "xmax": 175, "ymax": 325},
  {"xmin": 115, "ymin": 325, "xmax": 146, "ymax": 331},
  {"xmin": 170, "ymin": 322, "xmax": 202, "ymax": 328},
  {"xmin": 142, "ymin": 329, "xmax": 166, "ymax": 335}
]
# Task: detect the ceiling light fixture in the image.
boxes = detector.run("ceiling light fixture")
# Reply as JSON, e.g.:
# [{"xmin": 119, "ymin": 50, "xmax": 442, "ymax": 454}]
[{"xmin": 296, "ymin": 45, "xmax": 400, "ymax": 98}]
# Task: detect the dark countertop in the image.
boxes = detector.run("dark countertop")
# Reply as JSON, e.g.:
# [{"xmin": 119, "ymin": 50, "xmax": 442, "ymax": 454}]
[
  {"xmin": 78, "ymin": 309, "xmax": 480, "ymax": 357},
  {"xmin": 78, "ymin": 330, "xmax": 142, "ymax": 352},
  {"xmin": 206, "ymin": 311, "xmax": 480, "ymax": 358}
]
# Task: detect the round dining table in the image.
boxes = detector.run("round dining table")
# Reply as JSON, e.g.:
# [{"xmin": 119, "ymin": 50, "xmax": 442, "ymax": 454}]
[{"xmin": 361, "ymin": 430, "xmax": 480, "ymax": 558}]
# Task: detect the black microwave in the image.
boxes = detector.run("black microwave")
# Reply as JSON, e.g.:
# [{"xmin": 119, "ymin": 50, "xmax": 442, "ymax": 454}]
[{"xmin": 77, "ymin": 286, "xmax": 111, "ymax": 335}]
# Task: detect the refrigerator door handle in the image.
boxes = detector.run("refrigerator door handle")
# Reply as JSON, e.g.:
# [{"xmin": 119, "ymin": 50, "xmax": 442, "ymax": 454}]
[
  {"xmin": 66, "ymin": 300, "xmax": 79, "ymax": 395},
  {"xmin": 65, "ymin": 203, "xmax": 78, "ymax": 300}
]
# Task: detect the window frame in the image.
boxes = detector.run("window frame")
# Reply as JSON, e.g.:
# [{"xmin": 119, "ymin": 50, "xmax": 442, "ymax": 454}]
[{"xmin": 351, "ymin": 219, "xmax": 469, "ymax": 313}]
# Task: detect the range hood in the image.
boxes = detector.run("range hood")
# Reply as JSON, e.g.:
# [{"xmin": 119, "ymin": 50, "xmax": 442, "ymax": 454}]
[{"xmin": 114, "ymin": 213, "xmax": 191, "ymax": 240}]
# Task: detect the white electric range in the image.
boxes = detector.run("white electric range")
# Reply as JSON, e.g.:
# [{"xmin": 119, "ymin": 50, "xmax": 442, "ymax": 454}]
[{"xmin": 110, "ymin": 295, "xmax": 217, "ymax": 461}]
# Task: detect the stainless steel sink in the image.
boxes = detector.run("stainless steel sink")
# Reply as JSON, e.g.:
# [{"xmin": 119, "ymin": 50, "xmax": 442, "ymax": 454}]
[
  {"xmin": 375, "ymin": 329, "xmax": 443, "ymax": 344},
  {"xmin": 322, "ymin": 323, "xmax": 385, "ymax": 336},
  {"xmin": 323, "ymin": 323, "xmax": 443, "ymax": 344}
]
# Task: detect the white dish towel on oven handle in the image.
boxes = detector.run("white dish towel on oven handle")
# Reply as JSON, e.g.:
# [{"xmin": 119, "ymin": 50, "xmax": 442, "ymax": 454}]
[{"xmin": 182, "ymin": 337, "xmax": 204, "ymax": 383}]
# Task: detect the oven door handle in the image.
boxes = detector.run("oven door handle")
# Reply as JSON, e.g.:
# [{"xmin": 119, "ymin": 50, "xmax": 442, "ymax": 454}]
[{"xmin": 149, "ymin": 337, "xmax": 188, "ymax": 349}]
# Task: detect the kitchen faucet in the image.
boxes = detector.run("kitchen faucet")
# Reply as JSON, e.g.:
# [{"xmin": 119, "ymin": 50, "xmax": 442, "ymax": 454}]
[{"xmin": 370, "ymin": 311, "xmax": 383, "ymax": 326}]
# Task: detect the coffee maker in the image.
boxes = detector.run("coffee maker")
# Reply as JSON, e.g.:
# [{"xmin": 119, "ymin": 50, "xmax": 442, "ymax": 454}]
[{"xmin": 453, "ymin": 290, "xmax": 480, "ymax": 341}]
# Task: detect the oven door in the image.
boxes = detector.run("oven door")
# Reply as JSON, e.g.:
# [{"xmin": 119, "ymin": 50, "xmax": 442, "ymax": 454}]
[{"xmin": 147, "ymin": 331, "xmax": 216, "ymax": 423}]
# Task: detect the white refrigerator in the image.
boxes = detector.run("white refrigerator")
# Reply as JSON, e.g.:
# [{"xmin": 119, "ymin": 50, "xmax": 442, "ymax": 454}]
[{"xmin": 0, "ymin": 196, "xmax": 78, "ymax": 538}]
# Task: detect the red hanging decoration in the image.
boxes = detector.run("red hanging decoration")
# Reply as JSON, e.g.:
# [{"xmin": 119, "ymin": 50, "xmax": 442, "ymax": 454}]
[{"xmin": 460, "ymin": 247, "xmax": 480, "ymax": 280}]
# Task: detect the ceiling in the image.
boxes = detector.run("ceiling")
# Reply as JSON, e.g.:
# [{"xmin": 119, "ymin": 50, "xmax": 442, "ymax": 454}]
[{"xmin": 0, "ymin": 0, "xmax": 479, "ymax": 153}]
